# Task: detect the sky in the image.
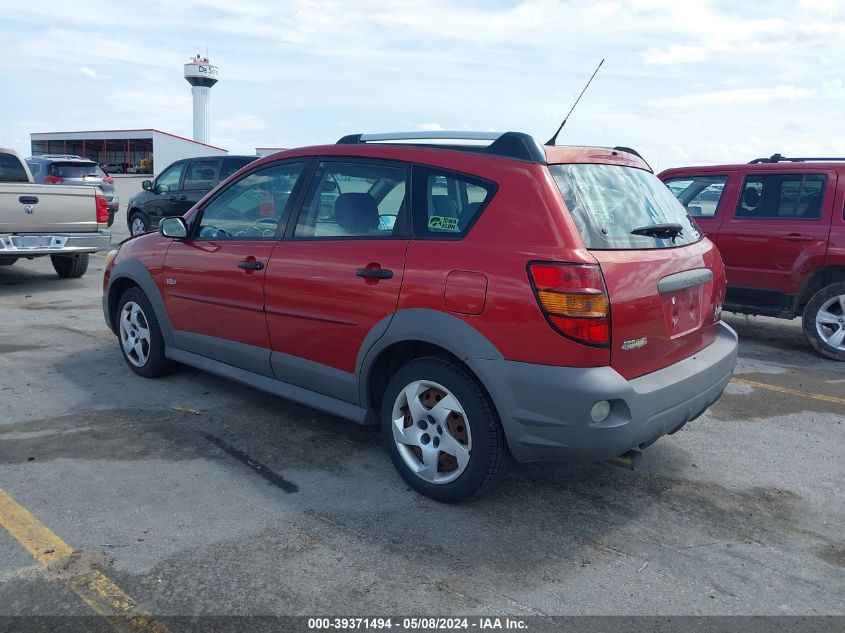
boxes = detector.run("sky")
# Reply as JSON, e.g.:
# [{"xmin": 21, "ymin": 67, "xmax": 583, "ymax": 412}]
[{"xmin": 0, "ymin": 0, "xmax": 843, "ymax": 170}]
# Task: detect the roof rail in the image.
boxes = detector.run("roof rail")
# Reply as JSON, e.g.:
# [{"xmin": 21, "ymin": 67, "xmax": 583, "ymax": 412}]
[
  {"xmin": 749, "ymin": 153, "xmax": 845, "ymax": 164},
  {"xmin": 35, "ymin": 154, "xmax": 86, "ymax": 160},
  {"xmin": 336, "ymin": 131, "xmax": 547, "ymax": 163}
]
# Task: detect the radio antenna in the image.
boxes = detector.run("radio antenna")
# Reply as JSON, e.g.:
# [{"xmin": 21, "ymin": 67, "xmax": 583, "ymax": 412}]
[{"xmin": 545, "ymin": 58, "xmax": 604, "ymax": 146}]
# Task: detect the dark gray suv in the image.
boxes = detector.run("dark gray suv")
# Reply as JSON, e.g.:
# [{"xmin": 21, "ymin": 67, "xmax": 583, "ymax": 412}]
[
  {"xmin": 26, "ymin": 155, "xmax": 119, "ymax": 227},
  {"xmin": 126, "ymin": 155, "xmax": 259, "ymax": 236}
]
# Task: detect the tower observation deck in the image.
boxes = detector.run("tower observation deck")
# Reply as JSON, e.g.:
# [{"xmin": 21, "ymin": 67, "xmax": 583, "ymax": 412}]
[{"xmin": 184, "ymin": 55, "xmax": 220, "ymax": 144}]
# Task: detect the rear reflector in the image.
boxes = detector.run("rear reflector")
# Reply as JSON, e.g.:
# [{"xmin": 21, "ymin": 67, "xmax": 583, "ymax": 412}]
[
  {"xmin": 528, "ymin": 262, "xmax": 610, "ymax": 346},
  {"xmin": 95, "ymin": 195, "xmax": 110, "ymax": 224}
]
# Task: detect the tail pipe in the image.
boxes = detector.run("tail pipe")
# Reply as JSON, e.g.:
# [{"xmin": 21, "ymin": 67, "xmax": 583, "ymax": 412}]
[{"xmin": 606, "ymin": 450, "xmax": 642, "ymax": 471}]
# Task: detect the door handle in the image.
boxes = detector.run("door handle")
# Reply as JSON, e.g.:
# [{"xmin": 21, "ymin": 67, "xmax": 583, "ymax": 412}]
[
  {"xmin": 168, "ymin": 196, "xmax": 178, "ymax": 202},
  {"xmin": 179, "ymin": 196, "xmax": 188, "ymax": 201},
  {"xmin": 782, "ymin": 233, "xmax": 815, "ymax": 242},
  {"xmin": 238, "ymin": 260, "xmax": 265, "ymax": 270},
  {"xmin": 19, "ymin": 196, "xmax": 38, "ymax": 205},
  {"xmin": 356, "ymin": 267, "xmax": 393, "ymax": 280}
]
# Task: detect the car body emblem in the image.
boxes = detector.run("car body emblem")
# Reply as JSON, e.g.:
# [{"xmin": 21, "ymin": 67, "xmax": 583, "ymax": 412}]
[
  {"xmin": 621, "ymin": 337, "xmax": 648, "ymax": 351},
  {"xmin": 24, "ymin": 205, "xmax": 34, "ymax": 214}
]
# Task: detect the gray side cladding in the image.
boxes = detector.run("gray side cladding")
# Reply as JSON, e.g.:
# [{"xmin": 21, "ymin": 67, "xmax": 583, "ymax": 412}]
[
  {"xmin": 356, "ymin": 308, "xmax": 505, "ymax": 410},
  {"xmin": 105, "ymin": 259, "xmax": 175, "ymax": 346}
]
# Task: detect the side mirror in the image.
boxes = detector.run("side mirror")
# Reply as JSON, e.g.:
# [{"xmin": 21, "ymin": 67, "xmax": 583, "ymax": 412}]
[
  {"xmin": 142, "ymin": 180, "xmax": 152, "ymax": 191},
  {"xmin": 157, "ymin": 184, "xmax": 171, "ymax": 194},
  {"xmin": 159, "ymin": 217, "xmax": 188, "ymax": 240}
]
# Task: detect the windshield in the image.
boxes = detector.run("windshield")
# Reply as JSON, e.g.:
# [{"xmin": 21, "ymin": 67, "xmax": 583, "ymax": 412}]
[{"xmin": 550, "ymin": 164, "xmax": 703, "ymax": 250}]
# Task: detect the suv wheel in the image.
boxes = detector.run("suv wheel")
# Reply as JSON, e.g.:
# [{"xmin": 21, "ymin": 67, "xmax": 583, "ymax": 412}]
[
  {"xmin": 129, "ymin": 212, "xmax": 149, "ymax": 236},
  {"xmin": 116, "ymin": 288, "xmax": 173, "ymax": 377},
  {"xmin": 51, "ymin": 253, "xmax": 89, "ymax": 278},
  {"xmin": 381, "ymin": 356, "xmax": 506, "ymax": 502},
  {"xmin": 803, "ymin": 282, "xmax": 845, "ymax": 361}
]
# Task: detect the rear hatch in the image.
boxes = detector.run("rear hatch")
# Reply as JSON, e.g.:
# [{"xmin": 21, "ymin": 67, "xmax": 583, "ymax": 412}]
[
  {"xmin": 49, "ymin": 161, "xmax": 115, "ymax": 201},
  {"xmin": 550, "ymin": 163, "xmax": 724, "ymax": 380}
]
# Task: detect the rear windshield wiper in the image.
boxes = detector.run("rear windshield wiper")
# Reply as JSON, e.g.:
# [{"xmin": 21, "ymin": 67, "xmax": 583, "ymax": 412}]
[{"xmin": 630, "ymin": 223, "xmax": 684, "ymax": 239}]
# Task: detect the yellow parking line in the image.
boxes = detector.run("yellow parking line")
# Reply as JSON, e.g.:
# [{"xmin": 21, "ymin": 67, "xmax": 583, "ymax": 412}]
[
  {"xmin": 731, "ymin": 377, "xmax": 845, "ymax": 406},
  {"xmin": 0, "ymin": 487, "xmax": 169, "ymax": 632}
]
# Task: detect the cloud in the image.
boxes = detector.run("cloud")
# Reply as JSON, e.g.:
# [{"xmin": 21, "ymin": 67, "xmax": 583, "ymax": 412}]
[
  {"xmin": 648, "ymin": 85, "xmax": 818, "ymax": 108},
  {"xmin": 799, "ymin": 0, "xmax": 842, "ymax": 14},
  {"xmin": 416, "ymin": 123, "xmax": 445, "ymax": 131},
  {"xmin": 642, "ymin": 45, "xmax": 709, "ymax": 65},
  {"xmin": 79, "ymin": 66, "xmax": 99, "ymax": 79},
  {"xmin": 217, "ymin": 115, "xmax": 268, "ymax": 132}
]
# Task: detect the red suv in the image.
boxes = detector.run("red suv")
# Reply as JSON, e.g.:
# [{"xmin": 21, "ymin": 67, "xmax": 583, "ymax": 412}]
[
  {"xmin": 102, "ymin": 132, "xmax": 738, "ymax": 502},
  {"xmin": 660, "ymin": 155, "xmax": 845, "ymax": 361}
]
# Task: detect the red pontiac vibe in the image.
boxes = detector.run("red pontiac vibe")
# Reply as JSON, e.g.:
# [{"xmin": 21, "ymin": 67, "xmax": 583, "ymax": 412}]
[{"xmin": 102, "ymin": 132, "xmax": 738, "ymax": 502}]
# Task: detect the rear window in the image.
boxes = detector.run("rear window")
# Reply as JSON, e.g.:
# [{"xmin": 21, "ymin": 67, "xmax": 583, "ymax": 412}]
[
  {"xmin": 550, "ymin": 164, "xmax": 702, "ymax": 250},
  {"xmin": 50, "ymin": 162, "xmax": 105, "ymax": 179},
  {"xmin": 0, "ymin": 153, "xmax": 29, "ymax": 182}
]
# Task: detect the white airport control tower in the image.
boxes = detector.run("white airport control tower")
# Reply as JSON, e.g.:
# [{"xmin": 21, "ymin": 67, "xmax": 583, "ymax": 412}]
[{"xmin": 184, "ymin": 55, "xmax": 219, "ymax": 144}]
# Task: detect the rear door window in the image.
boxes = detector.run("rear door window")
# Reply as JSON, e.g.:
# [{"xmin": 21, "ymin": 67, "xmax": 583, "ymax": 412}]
[
  {"xmin": 183, "ymin": 160, "xmax": 220, "ymax": 190},
  {"xmin": 293, "ymin": 161, "xmax": 408, "ymax": 238},
  {"xmin": 736, "ymin": 174, "xmax": 826, "ymax": 220},
  {"xmin": 550, "ymin": 164, "xmax": 702, "ymax": 249},
  {"xmin": 663, "ymin": 175, "xmax": 729, "ymax": 218},
  {"xmin": 411, "ymin": 166, "xmax": 496, "ymax": 238}
]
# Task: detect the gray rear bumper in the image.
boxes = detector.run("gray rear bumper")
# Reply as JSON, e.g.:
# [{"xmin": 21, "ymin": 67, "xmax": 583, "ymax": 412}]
[
  {"xmin": 0, "ymin": 231, "xmax": 111, "ymax": 255},
  {"xmin": 469, "ymin": 322, "xmax": 738, "ymax": 463}
]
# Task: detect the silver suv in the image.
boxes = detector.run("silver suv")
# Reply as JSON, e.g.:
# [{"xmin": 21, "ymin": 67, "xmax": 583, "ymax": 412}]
[{"xmin": 26, "ymin": 155, "xmax": 119, "ymax": 227}]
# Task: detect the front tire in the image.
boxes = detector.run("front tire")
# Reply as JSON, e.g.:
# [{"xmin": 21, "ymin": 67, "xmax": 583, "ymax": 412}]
[
  {"xmin": 129, "ymin": 212, "xmax": 149, "ymax": 236},
  {"xmin": 381, "ymin": 356, "xmax": 506, "ymax": 502},
  {"xmin": 51, "ymin": 253, "xmax": 89, "ymax": 278},
  {"xmin": 116, "ymin": 288, "xmax": 173, "ymax": 377},
  {"xmin": 803, "ymin": 282, "xmax": 845, "ymax": 361}
]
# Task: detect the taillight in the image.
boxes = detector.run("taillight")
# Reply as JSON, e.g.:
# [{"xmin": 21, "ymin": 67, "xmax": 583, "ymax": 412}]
[
  {"xmin": 43, "ymin": 175, "xmax": 63, "ymax": 184},
  {"xmin": 103, "ymin": 176, "xmax": 114, "ymax": 184},
  {"xmin": 96, "ymin": 195, "xmax": 110, "ymax": 224},
  {"xmin": 528, "ymin": 262, "xmax": 610, "ymax": 346}
]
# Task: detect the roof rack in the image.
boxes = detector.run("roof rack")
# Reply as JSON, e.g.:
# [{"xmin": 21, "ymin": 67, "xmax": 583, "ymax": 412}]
[
  {"xmin": 336, "ymin": 131, "xmax": 547, "ymax": 163},
  {"xmin": 749, "ymin": 153, "xmax": 845, "ymax": 164},
  {"xmin": 35, "ymin": 154, "xmax": 86, "ymax": 160}
]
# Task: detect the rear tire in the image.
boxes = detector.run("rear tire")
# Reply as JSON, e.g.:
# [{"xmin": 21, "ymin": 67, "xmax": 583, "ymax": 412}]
[
  {"xmin": 380, "ymin": 356, "xmax": 506, "ymax": 502},
  {"xmin": 802, "ymin": 282, "xmax": 845, "ymax": 361},
  {"xmin": 116, "ymin": 287, "xmax": 173, "ymax": 378},
  {"xmin": 51, "ymin": 253, "xmax": 89, "ymax": 278}
]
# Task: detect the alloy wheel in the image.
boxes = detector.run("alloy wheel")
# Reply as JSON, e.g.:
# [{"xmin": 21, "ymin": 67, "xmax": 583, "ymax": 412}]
[
  {"xmin": 130, "ymin": 216, "xmax": 147, "ymax": 236},
  {"xmin": 815, "ymin": 294, "xmax": 845, "ymax": 351},
  {"xmin": 391, "ymin": 380, "xmax": 472, "ymax": 485},
  {"xmin": 119, "ymin": 301, "xmax": 151, "ymax": 367}
]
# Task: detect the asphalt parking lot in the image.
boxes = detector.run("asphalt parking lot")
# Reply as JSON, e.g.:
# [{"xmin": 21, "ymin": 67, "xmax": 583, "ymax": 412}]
[{"xmin": 0, "ymin": 239, "xmax": 843, "ymax": 623}]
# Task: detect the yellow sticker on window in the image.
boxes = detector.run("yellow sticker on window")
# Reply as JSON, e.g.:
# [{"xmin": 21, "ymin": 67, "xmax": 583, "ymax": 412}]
[{"xmin": 428, "ymin": 215, "xmax": 459, "ymax": 231}]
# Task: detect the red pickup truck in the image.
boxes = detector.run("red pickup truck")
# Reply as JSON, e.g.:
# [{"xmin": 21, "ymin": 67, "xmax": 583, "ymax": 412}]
[{"xmin": 660, "ymin": 155, "xmax": 845, "ymax": 361}]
